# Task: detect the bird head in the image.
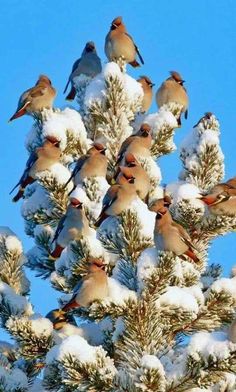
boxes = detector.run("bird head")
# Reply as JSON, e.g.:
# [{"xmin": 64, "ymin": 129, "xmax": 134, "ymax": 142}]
[
  {"xmin": 37, "ymin": 75, "xmax": 52, "ymax": 85},
  {"xmin": 201, "ymin": 192, "xmax": 231, "ymax": 206},
  {"xmin": 170, "ymin": 71, "xmax": 185, "ymax": 85},
  {"xmin": 70, "ymin": 197, "xmax": 83, "ymax": 209},
  {"xmin": 89, "ymin": 258, "xmax": 106, "ymax": 271},
  {"xmin": 111, "ymin": 16, "xmax": 123, "ymax": 30},
  {"xmin": 125, "ymin": 152, "xmax": 138, "ymax": 167},
  {"xmin": 45, "ymin": 136, "xmax": 60, "ymax": 147},
  {"xmin": 45, "ymin": 308, "xmax": 72, "ymax": 330},
  {"xmin": 93, "ymin": 142, "xmax": 106, "ymax": 155},
  {"xmin": 138, "ymin": 75, "xmax": 155, "ymax": 88},
  {"xmin": 85, "ymin": 41, "xmax": 96, "ymax": 52},
  {"xmin": 139, "ymin": 123, "xmax": 151, "ymax": 137},
  {"xmin": 155, "ymin": 206, "xmax": 168, "ymax": 219}
]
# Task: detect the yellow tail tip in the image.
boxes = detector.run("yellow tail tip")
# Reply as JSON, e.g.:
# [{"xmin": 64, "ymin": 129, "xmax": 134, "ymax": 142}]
[{"xmin": 48, "ymin": 254, "xmax": 58, "ymax": 261}]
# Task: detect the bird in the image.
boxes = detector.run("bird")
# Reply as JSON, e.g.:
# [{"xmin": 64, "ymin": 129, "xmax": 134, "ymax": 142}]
[
  {"xmin": 95, "ymin": 182, "xmax": 138, "ymax": 226},
  {"xmin": 156, "ymin": 71, "xmax": 188, "ymax": 126},
  {"xmin": 49, "ymin": 198, "xmax": 90, "ymax": 260},
  {"xmin": 228, "ymin": 319, "xmax": 236, "ymax": 343},
  {"xmin": 208, "ymin": 177, "xmax": 236, "ymax": 195},
  {"xmin": 116, "ymin": 123, "xmax": 152, "ymax": 166},
  {"xmin": 116, "ymin": 155, "xmax": 151, "ymax": 201},
  {"xmin": 62, "ymin": 258, "xmax": 108, "ymax": 311},
  {"xmin": 153, "ymin": 204, "xmax": 199, "ymax": 263},
  {"xmin": 137, "ymin": 76, "xmax": 154, "ymax": 113},
  {"xmin": 64, "ymin": 41, "xmax": 102, "ymax": 101},
  {"xmin": 10, "ymin": 136, "xmax": 61, "ymax": 202},
  {"xmin": 9, "ymin": 75, "xmax": 56, "ymax": 122},
  {"xmin": 193, "ymin": 112, "xmax": 213, "ymax": 128},
  {"xmin": 105, "ymin": 16, "xmax": 144, "ymax": 67},
  {"xmin": 200, "ymin": 188, "xmax": 236, "ymax": 216},
  {"xmin": 64, "ymin": 143, "xmax": 108, "ymax": 191},
  {"xmin": 46, "ymin": 308, "xmax": 76, "ymax": 330}
]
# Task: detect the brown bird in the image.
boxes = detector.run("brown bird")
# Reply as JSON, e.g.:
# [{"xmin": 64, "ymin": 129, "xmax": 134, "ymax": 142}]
[
  {"xmin": 156, "ymin": 71, "xmax": 188, "ymax": 126},
  {"xmin": 46, "ymin": 308, "xmax": 76, "ymax": 330},
  {"xmin": 117, "ymin": 156, "xmax": 151, "ymax": 201},
  {"xmin": 201, "ymin": 188, "xmax": 236, "ymax": 216},
  {"xmin": 193, "ymin": 112, "xmax": 213, "ymax": 128},
  {"xmin": 153, "ymin": 205, "xmax": 199, "ymax": 263},
  {"xmin": 49, "ymin": 198, "xmax": 90, "ymax": 260},
  {"xmin": 96, "ymin": 182, "xmax": 138, "ymax": 226},
  {"xmin": 62, "ymin": 259, "xmax": 108, "ymax": 311},
  {"xmin": 9, "ymin": 75, "xmax": 56, "ymax": 122},
  {"xmin": 10, "ymin": 136, "xmax": 61, "ymax": 202},
  {"xmin": 64, "ymin": 41, "xmax": 102, "ymax": 101},
  {"xmin": 116, "ymin": 123, "xmax": 152, "ymax": 166},
  {"xmin": 64, "ymin": 143, "xmax": 107, "ymax": 191},
  {"xmin": 105, "ymin": 16, "xmax": 144, "ymax": 67},
  {"xmin": 137, "ymin": 76, "xmax": 154, "ymax": 113}
]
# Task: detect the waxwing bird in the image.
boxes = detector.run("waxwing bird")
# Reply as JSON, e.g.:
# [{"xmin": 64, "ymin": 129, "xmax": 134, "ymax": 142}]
[
  {"xmin": 95, "ymin": 182, "xmax": 137, "ymax": 226},
  {"xmin": 156, "ymin": 71, "xmax": 188, "ymax": 126},
  {"xmin": 49, "ymin": 198, "xmax": 90, "ymax": 260},
  {"xmin": 209, "ymin": 176, "xmax": 236, "ymax": 195},
  {"xmin": 228, "ymin": 319, "xmax": 236, "ymax": 343},
  {"xmin": 64, "ymin": 143, "xmax": 107, "ymax": 190},
  {"xmin": 116, "ymin": 123, "xmax": 152, "ymax": 166},
  {"xmin": 9, "ymin": 75, "xmax": 56, "ymax": 122},
  {"xmin": 137, "ymin": 76, "xmax": 154, "ymax": 113},
  {"xmin": 193, "ymin": 112, "xmax": 213, "ymax": 128},
  {"xmin": 62, "ymin": 259, "xmax": 108, "ymax": 311},
  {"xmin": 10, "ymin": 136, "xmax": 61, "ymax": 202},
  {"xmin": 46, "ymin": 308, "xmax": 76, "ymax": 330},
  {"xmin": 154, "ymin": 206, "xmax": 199, "ymax": 263},
  {"xmin": 201, "ymin": 188, "xmax": 236, "ymax": 216},
  {"xmin": 105, "ymin": 16, "xmax": 144, "ymax": 67},
  {"xmin": 64, "ymin": 41, "xmax": 102, "ymax": 101},
  {"xmin": 117, "ymin": 159, "xmax": 151, "ymax": 201}
]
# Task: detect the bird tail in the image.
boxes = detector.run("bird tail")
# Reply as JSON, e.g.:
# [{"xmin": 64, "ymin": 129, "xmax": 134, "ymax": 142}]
[
  {"xmin": 185, "ymin": 249, "xmax": 199, "ymax": 263},
  {"xmin": 136, "ymin": 50, "xmax": 144, "ymax": 65},
  {"xmin": 185, "ymin": 109, "xmax": 188, "ymax": 119},
  {"xmin": 177, "ymin": 115, "xmax": 182, "ymax": 127},
  {"xmin": 129, "ymin": 60, "xmax": 141, "ymax": 68},
  {"xmin": 62, "ymin": 299, "xmax": 79, "ymax": 312},
  {"xmin": 95, "ymin": 211, "xmax": 108, "ymax": 227},
  {"xmin": 12, "ymin": 187, "xmax": 25, "ymax": 203},
  {"xmin": 66, "ymin": 86, "xmax": 77, "ymax": 101},
  {"xmin": 49, "ymin": 244, "xmax": 64, "ymax": 260},
  {"xmin": 8, "ymin": 101, "xmax": 30, "ymax": 122},
  {"xmin": 63, "ymin": 79, "xmax": 70, "ymax": 94}
]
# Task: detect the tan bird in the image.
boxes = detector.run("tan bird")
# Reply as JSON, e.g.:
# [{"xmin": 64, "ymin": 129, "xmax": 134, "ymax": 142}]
[
  {"xmin": 105, "ymin": 16, "xmax": 144, "ymax": 67},
  {"xmin": 9, "ymin": 75, "xmax": 56, "ymax": 122},
  {"xmin": 96, "ymin": 182, "xmax": 138, "ymax": 226},
  {"xmin": 117, "ymin": 156, "xmax": 151, "ymax": 201},
  {"xmin": 153, "ymin": 205, "xmax": 199, "ymax": 263},
  {"xmin": 10, "ymin": 136, "xmax": 61, "ymax": 202},
  {"xmin": 137, "ymin": 76, "xmax": 154, "ymax": 113},
  {"xmin": 201, "ymin": 188, "xmax": 236, "ymax": 216},
  {"xmin": 46, "ymin": 308, "xmax": 76, "ymax": 330},
  {"xmin": 62, "ymin": 259, "xmax": 108, "ymax": 311},
  {"xmin": 64, "ymin": 143, "xmax": 107, "ymax": 191},
  {"xmin": 64, "ymin": 41, "xmax": 102, "ymax": 101},
  {"xmin": 116, "ymin": 123, "xmax": 152, "ymax": 166},
  {"xmin": 156, "ymin": 71, "xmax": 188, "ymax": 126},
  {"xmin": 49, "ymin": 198, "xmax": 90, "ymax": 260}
]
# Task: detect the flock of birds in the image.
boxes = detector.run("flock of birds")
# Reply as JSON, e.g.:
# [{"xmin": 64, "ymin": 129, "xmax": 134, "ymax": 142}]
[{"xmin": 8, "ymin": 16, "xmax": 236, "ymax": 327}]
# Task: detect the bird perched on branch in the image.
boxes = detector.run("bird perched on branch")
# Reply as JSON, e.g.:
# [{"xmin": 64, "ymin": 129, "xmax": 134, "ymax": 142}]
[
  {"xmin": 193, "ymin": 112, "xmax": 213, "ymax": 128},
  {"xmin": 95, "ymin": 181, "xmax": 138, "ymax": 226},
  {"xmin": 156, "ymin": 71, "xmax": 188, "ymax": 126},
  {"xmin": 105, "ymin": 16, "xmax": 144, "ymax": 67},
  {"xmin": 151, "ymin": 201, "xmax": 199, "ymax": 263},
  {"xmin": 64, "ymin": 143, "xmax": 107, "ymax": 191},
  {"xmin": 137, "ymin": 76, "xmax": 154, "ymax": 113},
  {"xmin": 64, "ymin": 41, "xmax": 102, "ymax": 101},
  {"xmin": 46, "ymin": 308, "xmax": 76, "ymax": 330},
  {"xmin": 201, "ymin": 188, "xmax": 236, "ymax": 216},
  {"xmin": 9, "ymin": 75, "xmax": 56, "ymax": 122},
  {"xmin": 10, "ymin": 136, "xmax": 61, "ymax": 202},
  {"xmin": 117, "ymin": 154, "xmax": 151, "ymax": 201},
  {"xmin": 49, "ymin": 198, "xmax": 90, "ymax": 260},
  {"xmin": 62, "ymin": 259, "xmax": 108, "ymax": 311},
  {"xmin": 116, "ymin": 123, "xmax": 152, "ymax": 166}
]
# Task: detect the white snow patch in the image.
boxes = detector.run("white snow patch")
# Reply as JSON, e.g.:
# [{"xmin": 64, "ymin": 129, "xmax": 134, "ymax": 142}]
[
  {"xmin": 188, "ymin": 331, "xmax": 236, "ymax": 360},
  {"xmin": 0, "ymin": 282, "xmax": 32, "ymax": 315},
  {"xmin": 141, "ymin": 355, "xmax": 165, "ymax": 375},
  {"xmin": 157, "ymin": 286, "xmax": 199, "ymax": 313},
  {"xmin": 105, "ymin": 277, "xmax": 137, "ymax": 305}
]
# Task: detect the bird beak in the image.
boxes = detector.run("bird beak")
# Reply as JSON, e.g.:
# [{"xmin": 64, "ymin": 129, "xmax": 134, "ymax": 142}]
[{"xmin": 101, "ymin": 148, "xmax": 106, "ymax": 155}]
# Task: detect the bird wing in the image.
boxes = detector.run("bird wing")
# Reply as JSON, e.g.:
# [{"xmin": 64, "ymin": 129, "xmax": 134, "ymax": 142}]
[
  {"xmin": 116, "ymin": 136, "xmax": 134, "ymax": 164},
  {"xmin": 9, "ymin": 151, "xmax": 38, "ymax": 194},
  {"xmin": 64, "ymin": 155, "xmax": 88, "ymax": 188},
  {"xmin": 125, "ymin": 33, "xmax": 144, "ymax": 65},
  {"xmin": 171, "ymin": 221, "xmax": 197, "ymax": 250},
  {"xmin": 51, "ymin": 214, "xmax": 67, "ymax": 244},
  {"xmin": 64, "ymin": 58, "xmax": 81, "ymax": 93}
]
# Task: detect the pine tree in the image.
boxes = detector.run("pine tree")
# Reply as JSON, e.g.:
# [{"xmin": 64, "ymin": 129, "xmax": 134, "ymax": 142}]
[{"xmin": 1, "ymin": 38, "xmax": 236, "ymax": 392}]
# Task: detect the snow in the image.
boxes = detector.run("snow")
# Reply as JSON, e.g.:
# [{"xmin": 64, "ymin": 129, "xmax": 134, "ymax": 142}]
[
  {"xmin": 141, "ymin": 355, "xmax": 165, "ymax": 375},
  {"xmin": 137, "ymin": 247, "xmax": 158, "ymax": 290},
  {"xmin": 30, "ymin": 379, "xmax": 48, "ymax": 392},
  {"xmin": 0, "ymin": 367, "xmax": 28, "ymax": 389},
  {"xmin": 167, "ymin": 182, "xmax": 202, "ymax": 203},
  {"xmin": 21, "ymin": 184, "xmax": 48, "ymax": 217},
  {"xmin": 53, "ymin": 322, "xmax": 104, "ymax": 346},
  {"xmin": 104, "ymin": 277, "xmax": 137, "ymax": 305},
  {"xmin": 207, "ymin": 277, "xmax": 236, "ymax": 300},
  {"xmin": 124, "ymin": 74, "xmax": 144, "ymax": 105},
  {"xmin": 188, "ymin": 331, "xmax": 236, "ymax": 360},
  {"xmin": 37, "ymin": 163, "xmax": 72, "ymax": 185},
  {"xmin": 139, "ymin": 157, "xmax": 162, "ymax": 185},
  {"xmin": 0, "ymin": 228, "xmax": 23, "ymax": 254},
  {"xmin": 129, "ymin": 198, "xmax": 156, "ymax": 238},
  {"xmin": 144, "ymin": 108, "xmax": 178, "ymax": 134},
  {"xmin": 29, "ymin": 314, "xmax": 53, "ymax": 337},
  {"xmin": 157, "ymin": 286, "xmax": 199, "ymax": 313},
  {"xmin": 0, "ymin": 282, "xmax": 32, "ymax": 315},
  {"xmin": 112, "ymin": 317, "xmax": 125, "ymax": 342}
]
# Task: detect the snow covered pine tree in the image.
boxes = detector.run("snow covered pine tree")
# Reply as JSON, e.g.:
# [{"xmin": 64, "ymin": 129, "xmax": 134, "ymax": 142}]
[{"xmin": 2, "ymin": 15, "xmax": 236, "ymax": 392}]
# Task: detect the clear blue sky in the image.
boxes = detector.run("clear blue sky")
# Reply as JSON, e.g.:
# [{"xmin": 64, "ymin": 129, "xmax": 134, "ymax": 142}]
[{"xmin": 1, "ymin": 0, "xmax": 236, "ymax": 322}]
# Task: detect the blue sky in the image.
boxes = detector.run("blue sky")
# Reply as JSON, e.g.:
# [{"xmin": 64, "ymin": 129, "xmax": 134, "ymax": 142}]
[{"xmin": 1, "ymin": 0, "xmax": 236, "ymax": 323}]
